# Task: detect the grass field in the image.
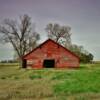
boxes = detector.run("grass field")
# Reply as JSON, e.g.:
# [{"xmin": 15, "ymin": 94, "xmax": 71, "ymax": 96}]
[{"xmin": 0, "ymin": 63, "xmax": 100, "ymax": 100}]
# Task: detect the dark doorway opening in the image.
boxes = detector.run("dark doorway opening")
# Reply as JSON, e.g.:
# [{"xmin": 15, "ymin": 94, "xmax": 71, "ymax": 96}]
[
  {"xmin": 22, "ymin": 59, "xmax": 27, "ymax": 68},
  {"xmin": 43, "ymin": 59, "xmax": 55, "ymax": 68}
]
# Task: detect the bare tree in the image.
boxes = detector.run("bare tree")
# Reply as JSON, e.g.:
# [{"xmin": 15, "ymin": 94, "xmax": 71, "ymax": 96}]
[
  {"xmin": 45, "ymin": 23, "xmax": 72, "ymax": 48},
  {"xmin": 0, "ymin": 14, "xmax": 40, "ymax": 68}
]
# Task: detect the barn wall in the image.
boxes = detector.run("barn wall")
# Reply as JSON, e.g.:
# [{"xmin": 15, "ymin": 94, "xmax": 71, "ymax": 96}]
[{"xmin": 24, "ymin": 40, "xmax": 79, "ymax": 68}]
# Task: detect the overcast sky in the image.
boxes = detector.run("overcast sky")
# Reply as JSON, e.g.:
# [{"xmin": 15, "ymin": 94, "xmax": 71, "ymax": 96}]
[{"xmin": 0, "ymin": 0, "xmax": 100, "ymax": 60}]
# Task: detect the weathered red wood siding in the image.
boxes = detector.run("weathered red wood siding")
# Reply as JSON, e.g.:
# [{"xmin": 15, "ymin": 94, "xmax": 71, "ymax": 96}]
[{"xmin": 23, "ymin": 39, "xmax": 80, "ymax": 68}]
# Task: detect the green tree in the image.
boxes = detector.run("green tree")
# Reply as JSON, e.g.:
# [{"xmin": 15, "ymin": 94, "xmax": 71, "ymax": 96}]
[{"xmin": 70, "ymin": 44, "xmax": 94, "ymax": 63}]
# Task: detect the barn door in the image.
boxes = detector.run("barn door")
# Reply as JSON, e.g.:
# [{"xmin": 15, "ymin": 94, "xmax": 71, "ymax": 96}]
[{"xmin": 43, "ymin": 59, "xmax": 55, "ymax": 68}]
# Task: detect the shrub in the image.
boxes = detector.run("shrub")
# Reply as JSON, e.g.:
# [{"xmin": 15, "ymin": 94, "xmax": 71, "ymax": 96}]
[
  {"xmin": 14, "ymin": 76, "xmax": 19, "ymax": 80},
  {"xmin": 1, "ymin": 77, "xmax": 6, "ymax": 79}
]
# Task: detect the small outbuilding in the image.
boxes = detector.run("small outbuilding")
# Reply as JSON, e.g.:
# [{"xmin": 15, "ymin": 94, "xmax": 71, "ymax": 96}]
[{"xmin": 22, "ymin": 39, "xmax": 80, "ymax": 68}]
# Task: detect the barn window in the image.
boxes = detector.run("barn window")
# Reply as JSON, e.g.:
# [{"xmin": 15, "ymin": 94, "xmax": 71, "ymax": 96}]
[{"xmin": 43, "ymin": 59, "xmax": 55, "ymax": 68}]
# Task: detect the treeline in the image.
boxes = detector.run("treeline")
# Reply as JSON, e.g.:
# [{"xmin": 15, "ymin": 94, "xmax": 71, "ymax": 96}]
[
  {"xmin": 70, "ymin": 44, "xmax": 93, "ymax": 63},
  {"xmin": 0, "ymin": 60, "xmax": 18, "ymax": 63}
]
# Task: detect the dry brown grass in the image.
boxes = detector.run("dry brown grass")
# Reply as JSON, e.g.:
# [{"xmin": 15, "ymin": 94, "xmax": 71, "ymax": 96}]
[{"xmin": 0, "ymin": 63, "xmax": 100, "ymax": 100}]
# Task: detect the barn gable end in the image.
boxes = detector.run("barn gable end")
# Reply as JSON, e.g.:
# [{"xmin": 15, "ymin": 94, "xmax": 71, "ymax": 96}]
[{"xmin": 23, "ymin": 39, "xmax": 80, "ymax": 68}]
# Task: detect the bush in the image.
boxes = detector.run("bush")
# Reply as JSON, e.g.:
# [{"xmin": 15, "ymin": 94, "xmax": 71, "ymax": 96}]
[
  {"xmin": 1, "ymin": 77, "xmax": 6, "ymax": 79},
  {"xmin": 14, "ymin": 76, "xmax": 19, "ymax": 80}
]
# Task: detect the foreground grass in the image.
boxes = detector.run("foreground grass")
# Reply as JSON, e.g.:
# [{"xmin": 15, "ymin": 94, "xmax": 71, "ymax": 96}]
[{"xmin": 0, "ymin": 63, "xmax": 100, "ymax": 100}]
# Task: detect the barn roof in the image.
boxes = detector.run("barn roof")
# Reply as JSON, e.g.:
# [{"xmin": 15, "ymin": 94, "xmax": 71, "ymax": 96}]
[{"xmin": 22, "ymin": 39, "xmax": 80, "ymax": 60}]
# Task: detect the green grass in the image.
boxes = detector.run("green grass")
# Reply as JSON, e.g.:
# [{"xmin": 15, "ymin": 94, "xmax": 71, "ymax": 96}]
[
  {"xmin": 0, "ymin": 63, "xmax": 100, "ymax": 100},
  {"xmin": 54, "ymin": 70, "xmax": 100, "ymax": 94}
]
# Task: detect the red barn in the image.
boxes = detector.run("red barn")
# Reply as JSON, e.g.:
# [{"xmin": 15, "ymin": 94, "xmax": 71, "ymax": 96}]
[{"xmin": 22, "ymin": 39, "xmax": 80, "ymax": 68}]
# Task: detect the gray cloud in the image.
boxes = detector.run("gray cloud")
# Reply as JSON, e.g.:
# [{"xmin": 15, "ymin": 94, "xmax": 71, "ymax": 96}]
[{"xmin": 0, "ymin": 0, "xmax": 100, "ymax": 60}]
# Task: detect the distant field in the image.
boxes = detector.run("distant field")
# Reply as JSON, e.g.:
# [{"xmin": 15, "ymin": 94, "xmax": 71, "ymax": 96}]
[{"xmin": 0, "ymin": 63, "xmax": 100, "ymax": 100}]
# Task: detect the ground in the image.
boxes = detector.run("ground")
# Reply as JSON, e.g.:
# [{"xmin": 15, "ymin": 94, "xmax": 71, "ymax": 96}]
[{"xmin": 0, "ymin": 63, "xmax": 100, "ymax": 100}]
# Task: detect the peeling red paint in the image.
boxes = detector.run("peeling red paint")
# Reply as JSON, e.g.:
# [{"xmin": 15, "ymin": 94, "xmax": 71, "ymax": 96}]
[{"xmin": 23, "ymin": 39, "xmax": 80, "ymax": 68}]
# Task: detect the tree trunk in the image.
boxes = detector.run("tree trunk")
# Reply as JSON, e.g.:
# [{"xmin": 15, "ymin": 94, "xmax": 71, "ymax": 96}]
[{"xmin": 19, "ymin": 58, "xmax": 27, "ymax": 68}]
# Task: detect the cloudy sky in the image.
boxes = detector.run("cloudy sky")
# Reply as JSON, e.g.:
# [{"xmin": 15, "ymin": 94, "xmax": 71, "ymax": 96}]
[{"xmin": 0, "ymin": 0, "xmax": 100, "ymax": 60}]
